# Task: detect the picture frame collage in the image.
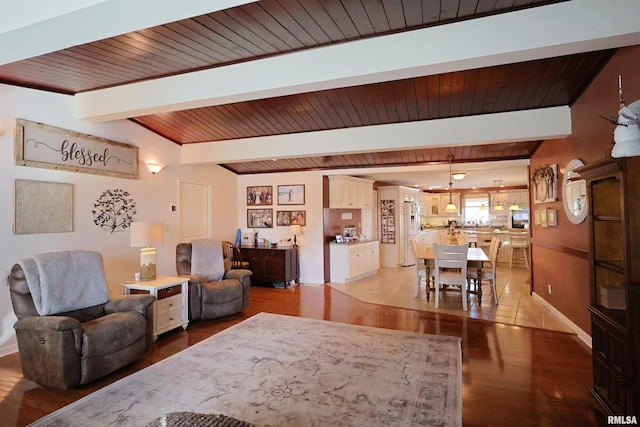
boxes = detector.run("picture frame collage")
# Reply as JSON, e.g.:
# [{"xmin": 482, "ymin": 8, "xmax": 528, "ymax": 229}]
[{"xmin": 246, "ymin": 185, "xmax": 305, "ymax": 228}]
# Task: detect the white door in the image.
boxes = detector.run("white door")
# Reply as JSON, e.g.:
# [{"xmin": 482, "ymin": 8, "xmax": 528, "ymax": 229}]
[{"xmin": 179, "ymin": 181, "xmax": 210, "ymax": 241}]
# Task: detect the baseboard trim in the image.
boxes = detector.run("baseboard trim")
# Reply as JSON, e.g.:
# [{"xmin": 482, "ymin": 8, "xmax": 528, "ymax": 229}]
[
  {"xmin": 533, "ymin": 292, "xmax": 592, "ymax": 349},
  {"xmin": 0, "ymin": 343, "xmax": 18, "ymax": 358}
]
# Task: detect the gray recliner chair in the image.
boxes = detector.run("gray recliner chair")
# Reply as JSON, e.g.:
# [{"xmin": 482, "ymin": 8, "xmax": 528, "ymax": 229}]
[
  {"xmin": 8, "ymin": 250, "xmax": 155, "ymax": 389},
  {"xmin": 176, "ymin": 241, "xmax": 252, "ymax": 321}
]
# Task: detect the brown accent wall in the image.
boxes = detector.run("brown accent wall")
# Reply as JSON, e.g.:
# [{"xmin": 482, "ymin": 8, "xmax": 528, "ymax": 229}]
[{"xmin": 530, "ymin": 45, "xmax": 640, "ymax": 334}]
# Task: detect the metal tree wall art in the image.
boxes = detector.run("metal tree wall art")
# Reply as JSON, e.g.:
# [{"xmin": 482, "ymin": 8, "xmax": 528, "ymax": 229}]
[
  {"xmin": 92, "ymin": 189, "xmax": 136, "ymax": 233},
  {"xmin": 532, "ymin": 164, "xmax": 558, "ymax": 204}
]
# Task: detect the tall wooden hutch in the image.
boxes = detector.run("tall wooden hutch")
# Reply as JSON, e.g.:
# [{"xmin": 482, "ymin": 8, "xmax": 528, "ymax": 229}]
[{"xmin": 576, "ymin": 157, "xmax": 640, "ymax": 417}]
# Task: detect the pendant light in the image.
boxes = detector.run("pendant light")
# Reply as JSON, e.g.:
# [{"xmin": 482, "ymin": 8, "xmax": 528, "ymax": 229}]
[
  {"xmin": 493, "ymin": 180, "xmax": 505, "ymax": 211},
  {"xmin": 444, "ymin": 154, "xmax": 458, "ymax": 213},
  {"xmin": 509, "ymin": 192, "xmax": 521, "ymax": 211}
]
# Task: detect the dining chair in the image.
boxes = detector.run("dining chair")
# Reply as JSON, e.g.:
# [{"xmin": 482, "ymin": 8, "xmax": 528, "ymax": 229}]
[
  {"xmin": 476, "ymin": 230, "xmax": 494, "ymax": 256},
  {"xmin": 410, "ymin": 235, "xmax": 433, "ymax": 300},
  {"xmin": 433, "ymin": 243, "xmax": 469, "ymax": 311},
  {"xmin": 467, "ymin": 235, "xmax": 498, "ymax": 293},
  {"xmin": 222, "ymin": 241, "xmax": 250, "ymax": 269},
  {"xmin": 468, "ymin": 238, "xmax": 502, "ymax": 304},
  {"xmin": 508, "ymin": 231, "xmax": 530, "ymax": 269}
]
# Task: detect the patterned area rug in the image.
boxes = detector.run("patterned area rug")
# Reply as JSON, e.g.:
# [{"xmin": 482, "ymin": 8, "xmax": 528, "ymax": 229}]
[{"xmin": 30, "ymin": 313, "xmax": 462, "ymax": 426}]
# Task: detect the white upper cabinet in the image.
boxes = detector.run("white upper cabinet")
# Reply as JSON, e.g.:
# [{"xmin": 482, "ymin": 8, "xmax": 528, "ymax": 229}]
[{"xmin": 329, "ymin": 176, "xmax": 374, "ymax": 209}]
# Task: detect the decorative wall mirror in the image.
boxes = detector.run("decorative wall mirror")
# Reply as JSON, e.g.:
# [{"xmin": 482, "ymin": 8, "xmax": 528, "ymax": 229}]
[{"xmin": 562, "ymin": 159, "xmax": 588, "ymax": 224}]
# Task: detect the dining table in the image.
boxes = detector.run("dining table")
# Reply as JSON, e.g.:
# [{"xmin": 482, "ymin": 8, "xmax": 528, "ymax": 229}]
[{"xmin": 415, "ymin": 246, "xmax": 490, "ymax": 303}]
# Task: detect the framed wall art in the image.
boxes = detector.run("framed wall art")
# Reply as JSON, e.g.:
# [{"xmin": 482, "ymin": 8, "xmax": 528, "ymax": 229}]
[
  {"xmin": 276, "ymin": 211, "xmax": 291, "ymax": 226},
  {"xmin": 14, "ymin": 179, "xmax": 74, "ymax": 234},
  {"xmin": 290, "ymin": 210, "xmax": 306, "ymax": 226},
  {"xmin": 15, "ymin": 119, "xmax": 139, "ymax": 179},
  {"xmin": 540, "ymin": 207, "xmax": 548, "ymax": 227},
  {"xmin": 547, "ymin": 208, "xmax": 558, "ymax": 227},
  {"xmin": 247, "ymin": 186, "xmax": 272, "ymax": 205},
  {"xmin": 532, "ymin": 164, "xmax": 558, "ymax": 204},
  {"xmin": 277, "ymin": 184, "xmax": 305, "ymax": 205},
  {"xmin": 247, "ymin": 209, "xmax": 273, "ymax": 228}
]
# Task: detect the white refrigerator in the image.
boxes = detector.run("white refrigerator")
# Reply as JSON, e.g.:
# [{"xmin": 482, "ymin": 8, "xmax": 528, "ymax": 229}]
[{"xmin": 401, "ymin": 201, "xmax": 420, "ymax": 266}]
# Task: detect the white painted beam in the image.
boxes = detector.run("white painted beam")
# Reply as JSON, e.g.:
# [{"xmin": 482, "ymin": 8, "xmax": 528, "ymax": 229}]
[
  {"xmin": 75, "ymin": 0, "xmax": 640, "ymax": 122},
  {"xmin": 0, "ymin": 0, "xmax": 256, "ymax": 65},
  {"xmin": 180, "ymin": 107, "xmax": 571, "ymax": 164}
]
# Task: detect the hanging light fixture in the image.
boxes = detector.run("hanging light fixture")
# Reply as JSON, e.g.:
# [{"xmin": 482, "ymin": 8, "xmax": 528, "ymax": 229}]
[
  {"xmin": 509, "ymin": 199, "xmax": 521, "ymax": 211},
  {"xmin": 493, "ymin": 180, "xmax": 505, "ymax": 211},
  {"xmin": 452, "ymin": 172, "xmax": 466, "ymax": 181},
  {"xmin": 444, "ymin": 154, "xmax": 458, "ymax": 213}
]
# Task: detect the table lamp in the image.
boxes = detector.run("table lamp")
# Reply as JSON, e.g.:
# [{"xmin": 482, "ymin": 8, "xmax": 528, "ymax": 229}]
[
  {"xmin": 130, "ymin": 221, "xmax": 164, "ymax": 280},
  {"xmin": 289, "ymin": 224, "xmax": 302, "ymax": 247}
]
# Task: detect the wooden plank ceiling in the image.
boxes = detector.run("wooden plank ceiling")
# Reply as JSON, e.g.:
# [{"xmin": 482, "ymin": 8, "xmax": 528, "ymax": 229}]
[{"xmin": 0, "ymin": 0, "xmax": 614, "ymax": 175}]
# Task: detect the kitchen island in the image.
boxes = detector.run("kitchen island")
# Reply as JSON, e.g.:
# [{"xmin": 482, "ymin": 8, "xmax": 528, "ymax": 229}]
[{"xmin": 329, "ymin": 240, "xmax": 380, "ymax": 283}]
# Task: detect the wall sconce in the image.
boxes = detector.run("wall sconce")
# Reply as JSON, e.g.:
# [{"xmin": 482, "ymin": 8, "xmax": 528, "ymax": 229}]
[
  {"xmin": 289, "ymin": 224, "xmax": 302, "ymax": 247},
  {"xmin": 130, "ymin": 221, "xmax": 165, "ymax": 280},
  {"xmin": 146, "ymin": 162, "xmax": 165, "ymax": 174}
]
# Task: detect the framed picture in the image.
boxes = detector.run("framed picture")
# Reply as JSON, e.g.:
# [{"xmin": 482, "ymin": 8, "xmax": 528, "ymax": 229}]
[
  {"xmin": 276, "ymin": 211, "xmax": 291, "ymax": 226},
  {"xmin": 540, "ymin": 208, "xmax": 548, "ymax": 227},
  {"xmin": 336, "ymin": 235, "xmax": 344, "ymax": 243},
  {"xmin": 247, "ymin": 209, "xmax": 273, "ymax": 228},
  {"xmin": 534, "ymin": 209, "xmax": 541, "ymax": 226},
  {"xmin": 290, "ymin": 210, "xmax": 306, "ymax": 226},
  {"xmin": 277, "ymin": 184, "xmax": 305, "ymax": 205},
  {"xmin": 532, "ymin": 164, "xmax": 558, "ymax": 204},
  {"xmin": 247, "ymin": 186, "xmax": 272, "ymax": 205},
  {"xmin": 548, "ymin": 208, "xmax": 557, "ymax": 227}
]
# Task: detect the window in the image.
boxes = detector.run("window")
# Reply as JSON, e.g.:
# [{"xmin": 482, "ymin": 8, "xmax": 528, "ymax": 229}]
[{"xmin": 463, "ymin": 194, "xmax": 489, "ymax": 226}]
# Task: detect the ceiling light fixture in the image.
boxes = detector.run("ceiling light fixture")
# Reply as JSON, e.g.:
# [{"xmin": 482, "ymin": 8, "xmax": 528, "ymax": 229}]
[
  {"xmin": 493, "ymin": 180, "xmax": 505, "ymax": 211},
  {"xmin": 452, "ymin": 172, "xmax": 466, "ymax": 181},
  {"xmin": 444, "ymin": 154, "xmax": 458, "ymax": 213}
]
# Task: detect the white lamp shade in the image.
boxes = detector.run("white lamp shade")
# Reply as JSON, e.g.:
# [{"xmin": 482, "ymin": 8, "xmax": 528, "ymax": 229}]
[
  {"xmin": 289, "ymin": 224, "xmax": 302, "ymax": 235},
  {"xmin": 146, "ymin": 162, "xmax": 165, "ymax": 174},
  {"xmin": 130, "ymin": 222, "xmax": 165, "ymax": 247},
  {"xmin": 444, "ymin": 202, "xmax": 457, "ymax": 213}
]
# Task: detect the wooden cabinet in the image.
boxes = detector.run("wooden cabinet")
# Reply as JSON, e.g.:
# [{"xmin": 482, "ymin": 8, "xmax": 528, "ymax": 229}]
[
  {"xmin": 330, "ymin": 241, "xmax": 380, "ymax": 283},
  {"xmin": 328, "ymin": 175, "xmax": 374, "ymax": 208},
  {"xmin": 240, "ymin": 246, "xmax": 299, "ymax": 287},
  {"xmin": 576, "ymin": 157, "xmax": 640, "ymax": 417},
  {"xmin": 122, "ymin": 276, "xmax": 189, "ymax": 341}
]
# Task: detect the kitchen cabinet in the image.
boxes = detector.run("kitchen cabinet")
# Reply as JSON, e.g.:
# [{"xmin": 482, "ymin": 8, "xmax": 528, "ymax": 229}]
[
  {"xmin": 240, "ymin": 246, "xmax": 299, "ymax": 287},
  {"xmin": 328, "ymin": 175, "xmax": 374, "ymax": 208},
  {"xmin": 575, "ymin": 157, "xmax": 640, "ymax": 417},
  {"xmin": 330, "ymin": 241, "xmax": 380, "ymax": 283}
]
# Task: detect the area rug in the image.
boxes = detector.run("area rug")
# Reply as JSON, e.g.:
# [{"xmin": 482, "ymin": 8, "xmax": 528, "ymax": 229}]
[{"xmin": 30, "ymin": 313, "xmax": 462, "ymax": 427}]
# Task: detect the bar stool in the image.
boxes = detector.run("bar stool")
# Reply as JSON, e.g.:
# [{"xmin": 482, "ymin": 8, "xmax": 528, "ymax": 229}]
[{"xmin": 508, "ymin": 230, "xmax": 529, "ymax": 269}]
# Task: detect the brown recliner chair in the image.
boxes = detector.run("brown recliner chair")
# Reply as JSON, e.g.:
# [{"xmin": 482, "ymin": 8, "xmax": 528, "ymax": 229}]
[
  {"xmin": 176, "ymin": 241, "xmax": 252, "ymax": 321},
  {"xmin": 8, "ymin": 250, "xmax": 155, "ymax": 390}
]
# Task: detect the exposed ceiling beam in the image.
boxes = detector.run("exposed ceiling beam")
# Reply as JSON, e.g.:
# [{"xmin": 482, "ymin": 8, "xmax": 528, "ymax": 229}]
[{"xmin": 181, "ymin": 107, "xmax": 570, "ymax": 164}]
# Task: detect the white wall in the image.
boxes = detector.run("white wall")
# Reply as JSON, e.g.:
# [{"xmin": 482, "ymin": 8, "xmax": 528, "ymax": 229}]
[
  {"xmin": 237, "ymin": 172, "xmax": 325, "ymax": 285},
  {"xmin": 0, "ymin": 84, "xmax": 239, "ymax": 356}
]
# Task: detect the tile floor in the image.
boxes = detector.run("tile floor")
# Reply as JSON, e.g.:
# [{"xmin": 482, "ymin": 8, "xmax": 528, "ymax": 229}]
[{"xmin": 327, "ymin": 262, "xmax": 575, "ymax": 334}]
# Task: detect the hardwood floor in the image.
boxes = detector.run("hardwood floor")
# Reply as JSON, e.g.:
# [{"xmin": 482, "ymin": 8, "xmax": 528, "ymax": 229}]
[{"xmin": 0, "ymin": 279, "xmax": 598, "ymax": 426}]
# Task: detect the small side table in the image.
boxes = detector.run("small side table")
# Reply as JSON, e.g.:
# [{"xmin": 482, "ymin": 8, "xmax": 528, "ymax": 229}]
[{"xmin": 122, "ymin": 275, "xmax": 189, "ymax": 341}]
